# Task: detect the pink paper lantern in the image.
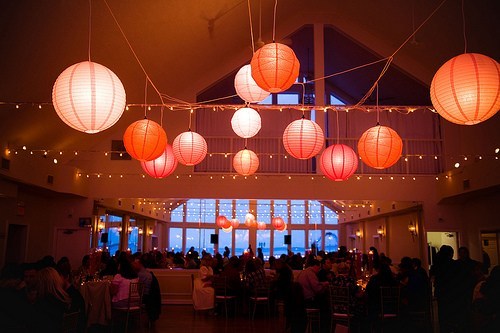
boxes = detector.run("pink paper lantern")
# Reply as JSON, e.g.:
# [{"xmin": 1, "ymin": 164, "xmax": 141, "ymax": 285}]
[
  {"xmin": 251, "ymin": 42, "xmax": 300, "ymax": 93},
  {"xmin": 234, "ymin": 64, "xmax": 270, "ymax": 103},
  {"xmin": 357, "ymin": 125, "xmax": 403, "ymax": 169},
  {"xmin": 172, "ymin": 130, "xmax": 208, "ymax": 166},
  {"xmin": 140, "ymin": 144, "xmax": 177, "ymax": 179},
  {"xmin": 230, "ymin": 219, "xmax": 240, "ymax": 229},
  {"xmin": 430, "ymin": 53, "xmax": 500, "ymax": 125},
  {"xmin": 276, "ymin": 223, "xmax": 287, "ymax": 232},
  {"xmin": 233, "ymin": 148, "xmax": 259, "ymax": 176},
  {"xmin": 257, "ymin": 222, "xmax": 266, "ymax": 230},
  {"xmin": 244, "ymin": 213, "xmax": 256, "ymax": 227},
  {"xmin": 216, "ymin": 215, "xmax": 230, "ymax": 228},
  {"xmin": 52, "ymin": 61, "xmax": 126, "ymax": 133},
  {"xmin": 283, "ymin": 117, "xmax": 324, "ymax": 159},
  {"xmin": 231, "ymin": 107, "xmax": 262, "ymax": 138},
  {"xmin": 222, "ymin": 226, "xmax": 233, "ymax": 233},
  {"xmin": 123, "ymin": 119, "xmax": 167, "ymax": 162},
  {"xmin": 272, "ymin": 217, "xmax": 285, "ymax": 229},
  {"xmin": 319, "ymin": 144, "xmax": 358, "ymax": 181}
]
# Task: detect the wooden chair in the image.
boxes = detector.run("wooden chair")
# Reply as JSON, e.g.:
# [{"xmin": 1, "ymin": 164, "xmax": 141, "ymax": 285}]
[
  {"xmin": 330, "ymin": 285, "xmax": 354, "ymax": 332},
  {"xmin": 213, "ymin": 275, "xmax": 237, "ymax": 317},
  {"xmin": 305, "ymin": 307, "xmax": 321, "ymax": 333},
  {"xmin": 112, "ymin": 282, "xmax": 144, "ymax": 333},
  {"xmin": 61, "ymin": 311, "xmax": 80, "ymax": 333},
  {"xmin": 379, "ymin": 286, "xmax": 400, "ymax": 332}
]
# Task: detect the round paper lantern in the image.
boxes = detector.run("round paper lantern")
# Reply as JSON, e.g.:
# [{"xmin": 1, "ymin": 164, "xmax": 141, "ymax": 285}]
[
  {"xmin": 123, "ymin": 119, "xmax": 167, "ymax": 162},
  {"xmin": 245, "ymin": 213, "xmax": 256, "ymax": 227},
  {"xmin": 231, "ymin": 107, "xmax": 262, "ymax": 138},
  {"xmin": 234, "ymin": 64, "xmax": 270, "ymax": 103},
  {"xmin": 140, "ymin": 143, "xmax": 178, "ymax": 178},
  {"xmin": 222, "ymin": 225, "xmax": 233, "ymax": 233},
  {"xmin": 283, "ymin": 118, "xmax": 324, "ymax": 159},
  {"xmin": 357, "ymin": 125, "xmax": 403, "ymax": 169},
  {"xmin": 319, "ymin": 144, "xmax": 358, "ymax": 181},
  {"xmin": 276, "ymin": 223, "xmax": 287, "ymax": 232},
  {"xmin": 230, "ymin": 218, "xmax": 240, "ymax": 229},
  {"xmin": 172, "ymin": 130, "xmax": 208, "ymax": 166},
  {"xmin": 216, "ymin": 215, "xmax": 230, "ymax": 228},
  {"xmin": 233, "ymin": 148, "xmax": 259, "ymax": 176},
  {"xmin": 257, "ymin": 222, "xmax": 266, "ymax": 230},
  {"xmin": 430, "ymin": 53, "xmax": 500, "ymax": 125},
  {"xmin": 52, "ymin": 61, "xmax": 126, "ymax": 133},
  {"xmin": 272, "ymin": 217, "xmax": 285, "ymax": 230},
  {"xmin": 250, "ymin": 42, "xmax": 300, "ymax": 93}
]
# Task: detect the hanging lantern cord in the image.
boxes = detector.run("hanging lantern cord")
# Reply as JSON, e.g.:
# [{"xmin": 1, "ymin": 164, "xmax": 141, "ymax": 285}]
[
  {"xmin": 144, "ymin": 76, "xmax": 148, "ymax": 118},
  {"xmin": 87, "ymin": 0, "xmax": 92, "ymax": 62},
  {"xmin": 336, "ymin": 109, "xmax": 340, "ymax": 144},
  {"xmin": 376, "ymin": 83, "xmax": 380, "ymax": 126},
  {"xmin": 272, "ymin": 0, "xmax": 278, "ymax": 42},
  {"xmin": 247, "ymin": 0, "xmax": 255, "ymax": 53}
]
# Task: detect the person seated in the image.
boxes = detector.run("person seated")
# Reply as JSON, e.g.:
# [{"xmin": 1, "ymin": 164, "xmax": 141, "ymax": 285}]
[
  {"xmin": 110, "ymin": 258, "xmax": 139, "ymax": 308},
  {"xmin": 0, "ymin": 263, "xmax": 32, "ymax": 332},
  {"xmin": 243, "ymin": 258, "xmax": 267, "ymax": 291},
  {"xmin": 56, "ymin": 260, "xmax": 86, "ymax": 333},
  {"xmin": 133, "ymin": 256, "xmax": 161, "ymax": 323},
  {"xmin": 192, "ymin": 254, "xmax": 215, "ymax": 311},
  {"xmin": 365, "ymin": 263, "xmax": 398, "ymax": 319},
  {"xmin": 220, "ymin": 256, "xmax": 242, "ymax": 296},
  {"xmin": 272, "ymin": 258, "xmax": 293, "ymax": 301}
]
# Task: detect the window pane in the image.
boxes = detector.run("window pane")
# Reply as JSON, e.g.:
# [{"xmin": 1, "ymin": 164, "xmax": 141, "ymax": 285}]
[
  {"xmin": 235, "ymin": 200, "xmax": 250, "ymax": 222},
  {"xmin": 235, "ymin": 229, "xmax": 249, "ymax": 256},
  {"xmin": 201, "ymin": 200, "xmax": 216, "ymax": 223},
  {"xmin": 257, "ymin": 200, "xmax": 271, "ymax": 224},
  {"xmin": 325, "ymin": 230, "xmax": 339, "ymax": 253},
  {"xmin": 186, "ymin": 228, "xmax": 215, "ymax": 254},
  {"xmin": 330, "ymin": 94, "xmax": 346, "ymax": 105},
  {"xmin": 186, "ymin": 199, "xmax": 216, "ymax": 223},
  {"xmin": 170, "ymin": 204, "xmax": 184, "ymax": 222},
  {"xmin": 291, "ymin": 230, "xmax": 305, "ymax": 255},
  {"xmin": 257, "ymin": 230, "xmax": 271, "ymax": 260},
  {"xmin": 219, "ymin": 199, "xmax": 233, "ymax": 218},
  {"xmin": 169, "ymin": 227, "xmax": 183, "ymax": 252},
  {"xmin": 105, "ymin": 227, "xmax": 121, "ymax": 255},
  {"xmin": 273, "ymin": 230, "xmax": 288, "ymax": 257},
  {"xmin": 108, "ymin": 214, "xmax": 122, "ymax": 222},
  {"xmin": 277, "ymin": 93, "xmax": 299, "ymax": 105},
  {"xmin": 127, "ymin": 227, "xmax": 139, "ymax": 253},
  {"xmin": 291, "ymin": 200, "xmax": 305, "ymax": 224},
  {"xmin": 186, "ymin": 200, "xmax": 201, "ymax": 222},
  {"xmin": 308, "ymin": 229, "xmax": 322, "ymax": 253},
  {"xmin": 258, "ymin": 94, "xmax": 273, "ymax": 105},
  {"xmin": 308, "ymin": 201, "xmax": 321, "ymax": 224},
  {"xmin": 273, "ymin": 200, "xmax": 288, "ymax": 223},
  {"xmin": 218, "ymin": 230, "xmax": 232, "ymax": 256},
  {"xmin": 325, "ymin": 206, "xmax": 338, "ymax": 224}
]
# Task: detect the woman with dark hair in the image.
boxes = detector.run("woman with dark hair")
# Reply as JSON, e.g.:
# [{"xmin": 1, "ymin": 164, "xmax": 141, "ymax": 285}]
[
  {"xmin": 110, "ymin": 258, "xmax": 139, "ymax": 308},
  {"xmin": 365, "ymin": 263, "xmax": 398, "ymax": 319}
]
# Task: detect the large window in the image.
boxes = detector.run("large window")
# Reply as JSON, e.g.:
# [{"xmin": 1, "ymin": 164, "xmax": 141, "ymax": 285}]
[
  {"xmin": 186, "ymin": 199, "xmax": 216, "ymax": 223},
  {"xmin": 170, "ymin": 203, "xmax": 184, "ymax": 222},
  {"xmin": 291, "ymin": 200, "xmax": 305, "ymax": 224},
  {"xmin": 186, "ymin": 228, "xmax": 214, "ymax": 254},
  {"xmin": 324, "ymin": 206, "xmax": 338, "ymax": 224},
  {"xmin": 218, "ymin": 230, "xmax": 232, "ymax": 255},
  {"xmin": 127, "ymin": 225, "xmax": 139, "ymax": 253},
  {"xmin": 257, "ymin": 200, "xmax": 271, "ymax": 224},
  {"xmin": 291, "ymin": 230, "xmax": 305, "ymax": 255},
  {"xmin": 308, "ymin": 201, "xmax": 321, "ymax": 224},
  {"xmin": 169, "ymin": 228, "xmax": 183, "ymax": 251},
  {"xmin": 273, "ymin": 230, "xmax": 288, "ymax": 257},
  {"xmin": 235, "ymin": 200, "xmax": 250, "ymax": 223},
  {"xmin": 325, "ymin": 230, "xmax": 339, "ymax": 253},
  {"xmin": 257, "ymin": 230, "xmax": 271, "ymax": 259},
  {"xmin": 273, "ymin": 200, "xmax": 288, "ymax": 223},
  {"xmin": 219, "ymin": 199, "xmax": 233, "ymax": 218},
  {"xmin": 308, "ymin": 229, "xmax": 322, "ymax": 252},
  {"xmin": 235, "ymin": 229, "xmax": 249, "ymax": 256}
]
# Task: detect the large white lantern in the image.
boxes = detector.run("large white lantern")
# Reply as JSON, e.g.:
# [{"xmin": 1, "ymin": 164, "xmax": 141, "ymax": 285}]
[
  {"xmin": 234, "ymin": 64, "xmax": 270, "ymax": 103},
  {"xmin": 52, "ymin": 61, "xmax": 126, "ymax": 133},
  {"xmin": 231, "ymin": 107, "xmax": 262, "ymax": 138}
]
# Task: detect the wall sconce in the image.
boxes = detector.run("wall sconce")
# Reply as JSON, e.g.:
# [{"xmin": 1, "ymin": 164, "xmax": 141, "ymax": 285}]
[
  {"xmin": 376, "ymin": 226, "xmax": 384, "ymax": 238},
  {"xmin": 408, "ymin": 221, "xmax": 417, "ymax": 239},
  {"xmin": 138, "ymin": 228, "xmax": 143, "ymax": 235},
  {"xmin": 117, "ymin": 225, "xmax": 122, "ymax": 233},
  {"xmin": 148, "ymin": 228, "xmax": 154, "ymax": 236},
  {"xmin": 98, "ymin": 220, "xmax": 105, "ymax": 233},
  {"xmin": 127, "ymin": 226, "xmax": 133, "ymax": 234},
  {"xmin": 355, "ymin": 229, "xmax": 362, "ymax": 238}
]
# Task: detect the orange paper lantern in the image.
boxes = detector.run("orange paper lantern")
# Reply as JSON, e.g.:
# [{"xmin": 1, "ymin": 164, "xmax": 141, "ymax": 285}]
[
  {"xmin": 216, "ymin": 215, "xmax": 230, "ymax": 228},
  {"xmin": 172, "ymin": 130, "xmax": 208, "ymax": 166},
  {"xmin": 231, "ymin": 107, "xmax": 262, "ymax": 138},
  {"xmin": 123, "ymin": 119, "xmax": 167, "ymax": 162},
  {"xmin": 430, "ymin": 53, "xmax": 500, "ymax": 125},
  {"xmin": 250, "ymin": 42, "xmax": 300, "ymax": 93},
  {"xmin": 283, "ymin": 117, "xmax": 324, "ymax": 159},
  {"xmin": 52, "ymin": 61, "xmax": 126, "ymax": 133},
  {"xmin": 272, "ymin": 217, "xmax": 285, "ymax": 230},
  {"xmin": 257, "ymin": 222, "xmax": 266, "ymax": 230},
  {"xmin": 357, "ymin": 125, "xmax": 403, "ymax": 169},
  {"xmin": 276, "ymin": 223, "xmax": 287, "ymax": 232},
  {"xmin": 230, "ymin": 219, "xmax": 240, "ymax": 229},
  {"xmin": 233, "ymin": 148, "xmax": 259, "ymax": 176},
  {"xmin": 319, "ymin": 144, "xmax": 358, "ymax": 181},
  {"xmin": 234, "ymin": 64, "xmax": 270, "ymax": 103},
  {"xmin": 140, "ymin": 143, "xmax": 177, "ymax": 179}
]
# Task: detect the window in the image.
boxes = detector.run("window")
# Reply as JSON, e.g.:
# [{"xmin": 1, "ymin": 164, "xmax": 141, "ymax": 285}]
[
  {"xmin": 273, "ymin": 200, "xmax": 288, "ymax": 223},
  {"xmin": 170, "ymin": 204, "xmax": 184, "ymax": 222},
  {"xmin": 273, "ymin": 230, "xmax": 288, "ymax": 257},
  {"xmin": 308, "ymin": 229, "xmax": 322, "ymax": 252},
  {"xmin": 325, "ymin": 230, "xmax": 339, "ymax": 253},
  {"xmin": 127, "ymin": 226, "xmax": 139, "ymax": 253},
  {"xmin": 277, "ymin": 93, "xmax": 300, "ymax": 105},
  {"xmin": 235, "ymin": 229, "xmax": 249, "ymax": 256},
  {"xmin": 257, "ymin": 230, "xmax": 271, "ymax": 259},
  {"xmin": 219, "ymin": 199, "xmax": 233, "ymax": 218},
  {"xmin": 169, "ymin": 228, "xmax": 183, "ymax": 252},
  {"xmin": 257, "ymin": 200, "xmax": 271, "ymax": 224},
  {"xmin": 308, "ymin": 201, "xmax": 321, "ymax": 224},
  {"xmin": 235, "ymin": 200, "xmax": 250, "ymax": 223},
  {"xmin": 291, "ymin": 230, "xmax": 305, "ymax": 255},
  {"xmin": 324, "ymin": 206, "xmax": 338, "ymax": 224},
  {"xmin": 258, "ymin": 95, "xmax": 273, "ymax": 105},
  {"xmin": 186, "ymin": 199, "xmax": 216, "ymax": 223},
  {"xmin": 329, "ymin": 94, "xmax": 346, "ymax": 105},
  {"xmin": 219, "ymin": 230, "xmax": 232, "ymax": 255},
  {"xmin": 186, "ymin": 228, "xmax": 214, "ymax": 254},
  {"xmin": 291, "ymin": 200, "xmax": 305, "ymax": 224},
  {"xmin": 106, "ymin": 228, "xmax": 121, "ymax": 255}
]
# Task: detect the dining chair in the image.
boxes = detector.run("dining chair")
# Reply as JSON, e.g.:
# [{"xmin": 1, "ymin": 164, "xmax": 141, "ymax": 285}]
[
  {"xmin": 379, "ymin": 286, "xmax": 400, "ymax": 332},
  {"xmin": 329, "ymin": 285, "xmax": 353, "ymax": 332},
  {"xmin": 213, "ymin": 275, "xmax": 237, "ymax": 317},
  {"xmin": 112, "ymin": 282, "xmax": 145, "ymax": 333},
  {"xmin": 61, "ymin": 311, "xmax": 80, "ymax": 333},
  {"xmin": 248, "ymin": 279, "xmax": 271, "ymax": 320}
]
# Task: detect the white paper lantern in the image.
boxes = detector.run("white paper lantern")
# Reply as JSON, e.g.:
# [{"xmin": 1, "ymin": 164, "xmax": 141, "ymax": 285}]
[
  {"xmin": 231, "ymin": 107, "xmax": 262, "ymax": 138},
  {"xmin": 172, "ymin": 130, "xmax": 208, "ymax": 166},
  {"xmin": 233, "ymin": 148, "xmax": 259, "ymax": 176},
  {"xmin": 234, "ymin": 64, "xmax": 270, "ymax": 103},
  {"xmin": 52, "ymin": 61, "xmax": 126, "ymax": 133}
]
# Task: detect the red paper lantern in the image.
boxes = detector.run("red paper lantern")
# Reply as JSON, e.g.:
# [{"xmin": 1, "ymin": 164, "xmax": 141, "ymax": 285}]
[
  {"xmin": 430, "ymin": 53, "xmax": 500, "ymax": 125},
  {"xmin": 250, "ymin": 42, "xmax": 300, "ymax": 93},
  {"xmin": 123, "ymin": 119, "xmax": 167, "ymax": 162},
  {"xmin": 140, "ymin": 143, "xmax": 177, "ymax": 179},
  {"xmin": 172, "ymin": 130, "xmax": 208, "ymax": 166},
  {"xmin": 216, "ymin": 215, "xmax": 230, "ymax": 228},
  {"xmin": 257, "ymin": 222, "xmax": 266, "ymax": 230},
  {"xmin": 283, "ymin": 117, "xmax": 324, "ymax": 159},
  {"xmin": 52, "ymin": 61, "xmax": 126, "ymax": 134},
  {"xmin": 319, "ymin": 144, "xmax": 358, "ymax": 181},
  {"xmin": 230, "ymin": 219, "xmax": 240, "ymax": 229},
  {"xmin": 272, "ymin": 217, "xmax": 285, "ymax": 229},
  {"xmin": 234, "ymin": 64, "xmax": 270, "ymax": 103},
  {"xmin": 357, "ymin": 125, "xmax": 403, "ymax": 169},
  {"xmin": 233, "ymin": 148, "xmax": 259, "ymax": 176},
  {"xmin": 231, "ymin": 107, "xmax": 262, "ymax": 138},
  {"xmin": 276, "ymin": 223, "xmax": 287, "ymax": 232}
]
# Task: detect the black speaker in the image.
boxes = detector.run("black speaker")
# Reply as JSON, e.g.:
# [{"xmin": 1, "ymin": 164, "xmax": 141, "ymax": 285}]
[
  {"xmin": 284, "ymin": 235, "xmax": 291, "ymax": 245},
  {"xmin": 210, "ymin": 234, "xmax": 218, "ymax": 244},
  {"xmin": 100, "ymin": 232, "xmax": 108, "ymax": 243}
]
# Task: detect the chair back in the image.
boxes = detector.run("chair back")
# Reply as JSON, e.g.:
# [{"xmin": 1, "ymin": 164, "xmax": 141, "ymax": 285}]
[
  {"xmin": 212, "ymin": 275, "xmax": 228, "ymax": 296},
  {"xmin": 380, "ymin": 286, "xmax": 400, "ymax": 316},
  {"xmin": 61, "ymin": 311, "xmax": 80, "ymax": 333},
  {"xmin": 128, "ymin": 282, "xmax": 144, "ymax": 308},
  {"xmin": 330, "ymin": 285, "xmax": 351, "ymax": 315},
  {"xmin": 251, "ymin": 278, "xmax": 271, "ymax": 298}
]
